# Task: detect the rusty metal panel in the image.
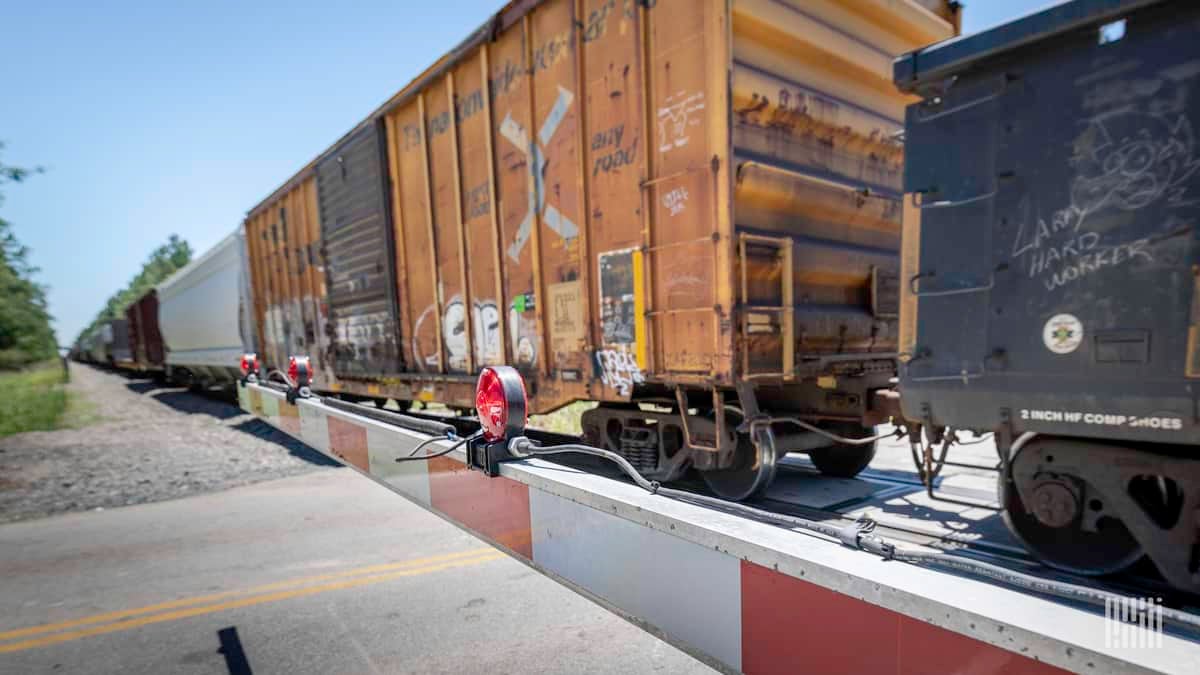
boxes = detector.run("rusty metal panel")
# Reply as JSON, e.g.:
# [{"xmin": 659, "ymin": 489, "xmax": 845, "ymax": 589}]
[
  {"xmin": 386, "ymin": 100, "xmax": 440, "ymax": 375},
  {"xmin": 244, "ymin": 174, "xmax": 331, "ymax": 386},
  {"xmin": 316, "ymin": 123, "xmax": 401, "ymax": 377},
  {"xmin": 244, "ymin": 0, "xmax": 957, "ymax": 413},
  {"xmin": 642, "ymin": 0, "xmax": 728, "ymax": 377},
  {"xmin": 453, "ymin": 54, "xmax": 506, "ymax": 371},
  {"xmin": 491, "ymin": 19, "xmax": 541, "ymax": 374},
  {"xmin": 527, "ymin": 0, "xmax": 587, "ymax": 377},
  {"xmin": 582, "ymin": 0, "xmax": 650, "ymax": 392},
  {"xmin": 730, "ymin": 0, "xmax": 956, "ymax": 371},
  {"xmin": 125, "ymin": 290, "xmax": 164, "ymax": 368}
]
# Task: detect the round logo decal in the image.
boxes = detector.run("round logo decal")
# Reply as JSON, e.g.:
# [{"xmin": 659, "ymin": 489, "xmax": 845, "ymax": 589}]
[{"xmin": 1043, "ymin": 314, "xmax": 1083, "ymax": 354}]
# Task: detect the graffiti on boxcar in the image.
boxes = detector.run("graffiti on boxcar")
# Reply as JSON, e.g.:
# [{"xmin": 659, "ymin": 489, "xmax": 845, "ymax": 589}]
[
  {"xmin": 658, "ymin": 90, "xmax": 705, "ymax": 153},
  {"xmin": 598, "ymin": 248, "xmax": 636, "ymax": 345},
  {"xmin": 442, "ymin": 297, "xmax": 503, "ymax": 371},
  {"xmin": 595, "ymin": 347, "xmax": 643, "ymax": 396},
  {"xmin": 500, "ymin": 86, "xmax": 579, "ymax": 262},
  {"xmin": 1011, "ymin": 108, "xmax": 1196, "ymax": 291},
  {"xmin": 662, "ymin": 187, "xmax": 688, "ymax": 216},
  {"xmin": 509, "ymin": 295, "xmax": 538, "ymax": 368},
  {"xmin": 412, "ymin": 299, "xmax": 504, "ymax": 371}
]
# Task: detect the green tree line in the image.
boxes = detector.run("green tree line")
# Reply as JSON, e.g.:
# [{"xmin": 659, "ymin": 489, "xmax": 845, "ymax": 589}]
[
  {"xmin": 0, "ymin": 145, "xmax": 55, "ymax": 369},
  {"xmin": 76, "ymin": 235, "xmax": 193, "ymax": 346}
]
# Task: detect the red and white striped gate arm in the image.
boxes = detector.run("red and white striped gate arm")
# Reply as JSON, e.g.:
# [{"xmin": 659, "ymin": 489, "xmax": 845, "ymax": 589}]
[{"xmin": 239, "ymin": 383, "xmax": 1198, "ymax": 675}]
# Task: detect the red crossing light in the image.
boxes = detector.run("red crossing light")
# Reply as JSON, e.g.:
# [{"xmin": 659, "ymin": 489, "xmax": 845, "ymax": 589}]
[
  {"xmin": 288, "ymin": 355, "xmax": 311, "ymax": 388},
  {"xmin": 475, "ymin": 366, "xmax": 527, "ymax": 442}
]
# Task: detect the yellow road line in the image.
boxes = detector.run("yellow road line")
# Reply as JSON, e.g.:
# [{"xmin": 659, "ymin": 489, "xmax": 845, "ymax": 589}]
[
  {"xmin": 0, "ymin": 547, "xmax": 494, "ymax": 643},
  {"xmin": 0, "ymin": 551, "xmax": 504, "ymax": 654}
]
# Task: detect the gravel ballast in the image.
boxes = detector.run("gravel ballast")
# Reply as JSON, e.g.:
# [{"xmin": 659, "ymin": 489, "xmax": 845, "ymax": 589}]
[{"xmin": 0, "ymin": 363, "xmax": 338, "ymax": 523}]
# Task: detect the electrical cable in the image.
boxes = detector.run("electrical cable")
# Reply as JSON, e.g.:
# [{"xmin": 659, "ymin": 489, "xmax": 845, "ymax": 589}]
[
  {"xmin": 395, "ymin": 433, "xmax": 479, "ymax": 463},
  {"xmin": 506, "ymin": 436, "xmax": 1200, "ymax": 634},
  {"xmin": 769, "ymin": 416, "xmax": 902, "ymax": 446}
]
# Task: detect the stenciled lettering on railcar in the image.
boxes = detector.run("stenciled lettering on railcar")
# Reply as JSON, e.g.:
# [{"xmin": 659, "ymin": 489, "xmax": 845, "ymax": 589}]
[
  {"xmin": 489, "ymin": 59, "xmax": 522, "ymax": 99},
  {"xmin": 532, "ymin": 30, "xmax": 572, "ymax": 75},
  {"xmin": 592, "ymin": 124, "xmax": 639, "ymax": 175},
  {"xmin": 1019, "ymin": 408, "xmax": 1184, "ymax": 431},
  {"xmin": 465, "ymin": 182, "xmax": 491, "ymax": 220}
]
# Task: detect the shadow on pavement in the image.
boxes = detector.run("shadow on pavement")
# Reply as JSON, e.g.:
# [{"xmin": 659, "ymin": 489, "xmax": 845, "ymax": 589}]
[
  {"xmin": 150, "ymin": 391, "xmax": 244, "ymax": 421},
  {"xmin": 218, "ymin": 626, "xmax": 254, "ymax": 675},
  {"xmin": 231, "ymin": 419, "xmax": 341, "ymax": 468},
  {"xmin": 126, "ymin": 380, "xmax": 168, "ymax": 395}
]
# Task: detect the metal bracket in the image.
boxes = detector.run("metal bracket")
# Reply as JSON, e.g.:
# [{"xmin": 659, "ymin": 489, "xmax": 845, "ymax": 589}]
[{"xmin": 465, "ymin": 435, "xmax": 518, "ymax": 477}]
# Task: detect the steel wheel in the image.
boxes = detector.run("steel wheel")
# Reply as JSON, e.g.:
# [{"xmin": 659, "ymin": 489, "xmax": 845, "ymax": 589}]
[
  {"xmin": 1002, "ymin": 448, "xmax": 1143, "ymax": 576},
  {"xmin": 702, "ymin": 430, "xmax": 778, "ymax": 501},
  {"xmin": 807, "ymin": 422, "xmax": 877, "ymax": 478}
]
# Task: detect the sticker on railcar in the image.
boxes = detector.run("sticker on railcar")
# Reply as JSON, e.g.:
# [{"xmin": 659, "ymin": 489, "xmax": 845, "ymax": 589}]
[
  {"xmin": 1019, "ymin": 409, "xmax": 1184, "ymax": 430},
  {"xmin": 598, "ymin": 248, "xmax": 636, "ymax": 345},
  {"xmin": 1043, "ymin": 313, "xmax": 1083, "ymax": 354}
]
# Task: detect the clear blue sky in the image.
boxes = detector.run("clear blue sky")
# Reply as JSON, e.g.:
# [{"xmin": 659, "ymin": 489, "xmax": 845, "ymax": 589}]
[{"xmin": 1, "ymin": 0, "xmax": 1051, "ymax": 345}]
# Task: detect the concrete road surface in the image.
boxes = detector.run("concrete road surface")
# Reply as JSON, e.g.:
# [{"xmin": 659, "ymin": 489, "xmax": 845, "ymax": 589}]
[{"xmin": 0, "ymin": 471, "xmax": 716, "ymax": 674}]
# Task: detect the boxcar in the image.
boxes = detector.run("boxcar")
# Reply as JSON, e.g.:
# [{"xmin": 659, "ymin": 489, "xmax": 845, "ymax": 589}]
[
  {"xmin": 108, "ymin": 318, "xmax": 133, "ymax": 367},
  {"xmin": 125, "ymin": 289, "xmax": 165, "ymax": 373},
  {"xmin": 895, "ymin": 0, "xmax": 1200, "ymax": 591},
  {"xmin": 245, "ymin": 0, "xmax": 959, "ymax": 498},
  {"xmin": 158, "ymin": 228, "xmax": 258, "ymax": 388}
]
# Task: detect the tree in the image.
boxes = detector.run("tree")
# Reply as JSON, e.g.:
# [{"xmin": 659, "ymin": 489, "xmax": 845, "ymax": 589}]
[
  {"xmin": 0, "ymin": 144, "xmax": 54, "ymax": 369},
  {"xmin": 76, "ymin": 235, "xmax": 193, "ymax": 344}
]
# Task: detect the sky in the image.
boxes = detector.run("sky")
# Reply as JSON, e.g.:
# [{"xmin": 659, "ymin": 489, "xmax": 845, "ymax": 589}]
[{"xmin": 1, "ymin": 0, "xmax": 1053, "ymax": 345}]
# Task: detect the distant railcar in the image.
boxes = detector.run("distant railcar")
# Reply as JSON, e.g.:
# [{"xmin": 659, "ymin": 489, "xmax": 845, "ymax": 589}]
[
  {"xmin": 125, "ymin": 289, "xmax": 165, "ymax": 374},
  {"xmin": 243, "ymin": 0, "xmax": 959, "ymax": 498},
  {"xmin": 157, "ymin": 228, "xmax": 257, "ymax": 388}
]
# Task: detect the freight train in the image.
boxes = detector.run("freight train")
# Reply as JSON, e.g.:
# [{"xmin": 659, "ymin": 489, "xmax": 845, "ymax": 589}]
[{"xmin": 76, "ymin": 0, "xmax": 1200, "ymax": 594}]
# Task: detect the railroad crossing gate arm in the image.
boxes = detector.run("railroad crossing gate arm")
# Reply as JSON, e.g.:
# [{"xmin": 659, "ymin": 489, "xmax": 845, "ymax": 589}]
[{"xmin": 238, "ymin": 382, "xmax": 1199, "ymax": 675}]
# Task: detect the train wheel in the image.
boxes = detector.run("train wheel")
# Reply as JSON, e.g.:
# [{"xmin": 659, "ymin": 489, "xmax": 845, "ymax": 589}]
[
  {"xmin": 806, "ymin": 422, "xmax": 877, "ymax": 478},
  {"xmin": 1002, "ymin": 442, "xmax": 1143, "ymax": 575},
  {"xmin": 702, "ymin": 429, "xmax": 777, "ymax": 501}
]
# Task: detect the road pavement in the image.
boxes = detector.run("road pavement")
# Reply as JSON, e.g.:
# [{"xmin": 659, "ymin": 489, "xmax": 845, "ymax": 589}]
[{"xmin": 0, "ymin": 470, "xmax": 716, "ymax": 674}]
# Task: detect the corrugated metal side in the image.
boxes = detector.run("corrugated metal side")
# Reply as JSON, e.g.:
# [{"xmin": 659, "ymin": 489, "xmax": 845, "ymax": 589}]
[
  {"xmin": 379, "ymin": 0, "xmax": 726, "ymax": 411},
  {"xmin": 316, "ymin": 122, "xmax": 401, "ymax": 378},
  {"xmin": 244, "ymin": 175, "xmax": 330, "ymax": 386},
  {"xmin": 730, "ymin": 0, "xmax": 956, "ymax": 371}
]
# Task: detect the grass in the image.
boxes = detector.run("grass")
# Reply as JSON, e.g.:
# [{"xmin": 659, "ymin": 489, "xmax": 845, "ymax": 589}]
[
  {"xmin": 0, "ymin": 360, "xmax": 94, "ymax": 437},
  {"xmin": 528, "ymin": 401, "xmax": 595, "ymax": 436}
]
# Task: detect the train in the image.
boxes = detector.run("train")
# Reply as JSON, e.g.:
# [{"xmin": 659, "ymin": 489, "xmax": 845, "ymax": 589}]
[{"xmin": 75, "ymin": 0, "xmax": 1200, "ymax": 593}]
